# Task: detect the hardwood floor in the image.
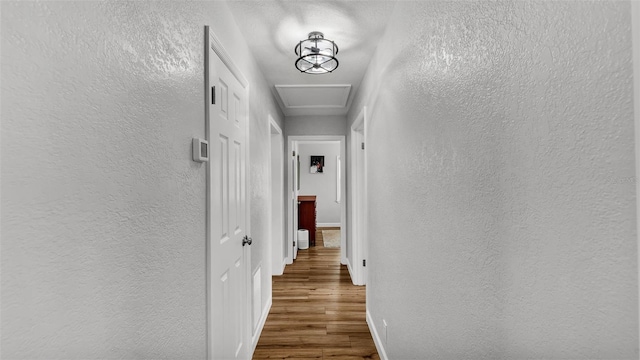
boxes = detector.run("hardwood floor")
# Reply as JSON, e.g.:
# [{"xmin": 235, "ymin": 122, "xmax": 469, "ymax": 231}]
[{"xmin": 253, "ymin": 228, "xmax": 379, "ymax": 360}]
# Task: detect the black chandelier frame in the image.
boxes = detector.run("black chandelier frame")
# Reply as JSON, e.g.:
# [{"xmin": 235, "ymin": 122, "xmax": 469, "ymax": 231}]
[{"xmin": 294, "ymin": 31, "xmax": 339, "ymax": 74}]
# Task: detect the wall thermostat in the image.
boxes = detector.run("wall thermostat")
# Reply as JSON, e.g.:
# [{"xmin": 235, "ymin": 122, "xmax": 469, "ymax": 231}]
[{"xmin": 193, "ymin": 138, "xmax": 209, "ymax": 162}]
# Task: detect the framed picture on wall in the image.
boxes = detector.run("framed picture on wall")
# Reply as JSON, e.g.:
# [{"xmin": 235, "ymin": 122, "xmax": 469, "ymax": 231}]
[{"xmin": 310, "ymin": 155, "xmax": 324, "ymax": 174}]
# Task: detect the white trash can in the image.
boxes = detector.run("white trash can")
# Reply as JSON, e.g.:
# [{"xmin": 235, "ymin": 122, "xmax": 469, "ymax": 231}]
[{"xmin": 297, "ymin": 229, "xmax": 309, "ymax": 250}]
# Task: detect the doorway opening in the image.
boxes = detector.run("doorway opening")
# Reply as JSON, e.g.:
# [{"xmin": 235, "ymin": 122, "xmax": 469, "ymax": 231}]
[{"xmin": 286, "ymin": 136, "xmax": 347, "ymax": 267}]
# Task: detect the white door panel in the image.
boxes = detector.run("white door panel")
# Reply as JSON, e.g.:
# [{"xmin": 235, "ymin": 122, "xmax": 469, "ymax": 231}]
[{"xmin": 207, "ymin": 28, "xmax": 250, "ymax": 360}]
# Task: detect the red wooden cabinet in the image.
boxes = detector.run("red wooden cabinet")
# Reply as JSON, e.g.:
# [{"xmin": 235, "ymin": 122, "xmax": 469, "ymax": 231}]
[{"xmin": 298, "ymin": 195, "xmax": 316, "ymax": 247}]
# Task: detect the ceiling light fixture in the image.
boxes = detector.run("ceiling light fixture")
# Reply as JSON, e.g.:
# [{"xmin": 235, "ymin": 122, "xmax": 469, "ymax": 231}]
[{"xmin": 294, "ymin": 31, "xmax": 339, "ymax": 74}]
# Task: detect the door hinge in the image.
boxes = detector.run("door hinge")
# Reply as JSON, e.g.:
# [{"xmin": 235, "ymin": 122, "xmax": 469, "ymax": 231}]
[
  {"xmin": 211, "ymin": 86, "xmax": 215, "ymax": 104},
  {"xmin": 293, "ymin": 241, "xmax": 296, "ymax": 247},
  {"xmin": 293, "ymin": 151, "xmax": 296, "ymax": 157},
  {"xmin": 363, "ymin": 259, "xmax": 366, "ymax": 267},
  {"xmin": 361, "ymin": 142, "xmax": 365, "ymax": 150}
]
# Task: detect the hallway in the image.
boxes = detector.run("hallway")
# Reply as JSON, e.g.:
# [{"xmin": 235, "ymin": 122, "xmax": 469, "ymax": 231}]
[
  {"xmin": 2, "ymin": 1, "xmax": 639, "ymax": 359},
  {"xmin": 253, "ymin": 229, "xmax": 377, "ymax": 360}
]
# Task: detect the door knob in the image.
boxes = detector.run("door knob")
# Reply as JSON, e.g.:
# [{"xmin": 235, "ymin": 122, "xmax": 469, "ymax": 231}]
[{"xmin": 242, "ymin": 235, "xmax": 253, "ymax": 246}]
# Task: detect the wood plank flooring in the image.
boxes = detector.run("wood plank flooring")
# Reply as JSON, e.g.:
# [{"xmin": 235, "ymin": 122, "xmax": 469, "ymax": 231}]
[{"xmin": 253, "ymin": 228, "xmax": 379, "ymax": 360}]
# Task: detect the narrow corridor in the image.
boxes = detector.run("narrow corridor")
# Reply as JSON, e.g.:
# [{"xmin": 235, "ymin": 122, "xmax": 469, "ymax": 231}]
[{"xmin": 253, "ymin": 228, "xmax": 378, "ymax": 359}]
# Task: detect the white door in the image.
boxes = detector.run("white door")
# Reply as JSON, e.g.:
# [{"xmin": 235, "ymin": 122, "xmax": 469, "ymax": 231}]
[{"xmin": 206, "ymin": 29, "xmax": 250, "ymax": 360}]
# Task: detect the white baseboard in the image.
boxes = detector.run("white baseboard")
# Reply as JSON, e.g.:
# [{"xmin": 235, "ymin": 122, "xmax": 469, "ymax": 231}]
[
  {"xmin": 251, "ymin": 296, "xmax": 272, "ymax": 353},
  {"xmin": 273, "ymin": 259, "xmax": 286, "ymax": 276},
  {"xmin": 367, "ymin": 308, "xmax": 388, "ymax": 360},
  {"xmin": 317, "ymin": 222, "xmax": 341, "ymax": 228},
  {"xmin": 346, "ymin": 258, "xmax": 357, "ymax": 285}
]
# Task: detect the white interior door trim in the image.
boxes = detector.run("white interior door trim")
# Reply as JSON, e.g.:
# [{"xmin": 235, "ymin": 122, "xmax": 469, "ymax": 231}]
[
  {"xmin": 350, "ymin": 106, "xmax": 367, "ymax": 286},
  {"xmin": 285, "ymin": 141, "xmax": 298, "ymax": 264},
  {"xmin": 207, "ymin": 30, "xmax": 248, "ymax": 89},
  {"xmin": 205, "ymin": 26, "xmax": 252, "ymax": 360},
  {"xmin": 287, "ymin": 135, "xmax": 347, "ymax": 265},
  {"xmin": 268, "ymin": 116, "xmax": 285, "ymax": 276}
]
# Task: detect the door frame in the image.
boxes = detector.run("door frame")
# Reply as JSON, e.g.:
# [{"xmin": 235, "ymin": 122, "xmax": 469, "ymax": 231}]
[
  {"xmin": 204, "ymin": 26, "xmax": 252, "ymax": 360},
  {"xmin": 268, "ymin": 116, "xmax": 285, "ymax": 276},
  {"xmin": 286, "ymin": 135, "xmax": 347, "ymax": 265},
  {"xmin": 349, "ymin": 106, "xmax": 368, "ymax": 285},
  {"xmin": 286, "ymin": 141, "xmax": 299, "ymax": 263}
]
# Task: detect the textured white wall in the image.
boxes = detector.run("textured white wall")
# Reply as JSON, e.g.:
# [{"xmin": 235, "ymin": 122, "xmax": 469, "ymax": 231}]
[
  {"xmin": 285, "ymin": 115, "xmax": 347, "ymax": 137},
  {"xmin": 298, "ymin": 143, "xmax": 341, "ymax": 225},
  {"xmin": 348, "ymin": 1, "xmax": 637, "ymax": 358},
  {"xmin": 634, "ymin": 2, "xmax": 640, "ymax": 351},
  {"xmin": 0, "ymin": 1, "xmax": 283, "ymax": 359}
]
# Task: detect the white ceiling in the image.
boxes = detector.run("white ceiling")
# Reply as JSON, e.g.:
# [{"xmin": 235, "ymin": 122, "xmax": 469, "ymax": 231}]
[{"xmin": 226, "ymin": 0, "xmax": 397, "ymax": 117}]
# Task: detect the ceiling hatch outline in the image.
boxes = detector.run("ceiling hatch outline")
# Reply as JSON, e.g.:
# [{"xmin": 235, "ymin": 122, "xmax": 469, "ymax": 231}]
[{"xmin": 275, "ymin": 84, "xmax": 352, "ymax": 109}]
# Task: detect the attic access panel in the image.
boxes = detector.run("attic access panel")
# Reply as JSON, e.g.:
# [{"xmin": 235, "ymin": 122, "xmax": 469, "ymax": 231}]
[{"xmin": 275, "ymin": 84, "xmax": 351, "ymax": 109}]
